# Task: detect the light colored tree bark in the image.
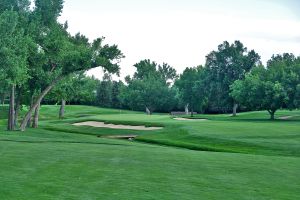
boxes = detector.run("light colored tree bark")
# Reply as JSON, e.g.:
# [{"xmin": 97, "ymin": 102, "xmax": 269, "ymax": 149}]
[
  {"xmin": 26, "ymin": 95, "xmax": 34, "ymax": 128},
  {"xmin": 146, "ymin": 107, "xmax": 151, "ymax": 115},
  {"xmin": 20, "ymin": 76, "xmax": 63, "ymax": 131},
  {"xmin": 59, "ymin": 99, "xmax": 66, "ymax": 119},
  {"xmin": 32, "ymin": 101, "xmax": 41, "ymax": 128},
  {"xmin": 185, "ymin": 104, "xmax": 189, "ymax": 115},
  {"xmin": 232, "ymin": 103, "xmax": 238, "ymax": 117}
]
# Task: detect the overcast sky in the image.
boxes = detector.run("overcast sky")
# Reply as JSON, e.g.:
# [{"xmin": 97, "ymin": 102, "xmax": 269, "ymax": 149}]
[{"xmin": 59, "ymin": 0, "xmax": 300, "ymax": 80}]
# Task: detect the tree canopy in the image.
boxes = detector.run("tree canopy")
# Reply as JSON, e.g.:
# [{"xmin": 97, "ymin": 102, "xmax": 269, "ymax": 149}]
[
  {"xmin": 120, "ymin": 60, "xmax": 177, "ymax": 114},
  {"xmin": 205, "ymin": 41, "xmax": 261, "ymax": 114},
  {"xmin": 231, "ymin": 54, "xmax": 300, "ymax": 119}
]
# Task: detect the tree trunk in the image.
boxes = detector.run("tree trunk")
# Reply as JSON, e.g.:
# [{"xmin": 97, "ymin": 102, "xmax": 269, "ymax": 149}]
[
  {"xmin": 32, "ymin": 101, "xmax": 41, "ymax": 128},
  {"xmin": 146, "ymin": 107, "xmax": 151, "ymax": 115},
  {"xmin": 27, "ymin": 95, "xmax": 34, "ymax": 128},
  {"xmin": 14, "ymin": 93, "xmax": 21, "ymax": 127},
  {"xmin": 190, "ymin": 100, "xmax": 194, "ymax": 117},
  {"xmin": 7, "ymin": 85, "xmax": 15, "ymax": 131},
  {"xmin": 270, "ymin": 112, "xmax": 275, "ymax": 120},
  {"xmin": 20, "ymin": 76, "xmax": 63, "ymax": 131},
  {"xmin": 268, "ymin": 110, "xmax": 276, "ymax": 120},
  {"xmin": 185, "ymin": 104, "xmax": 189, "ymax": 115},
  {"xmin": 232, "ymin": 103, "xmax": 238, "ymax": 117},
  {"xmin": 59, "ymin": 99, "xmax": 66, "ymax": 119}
]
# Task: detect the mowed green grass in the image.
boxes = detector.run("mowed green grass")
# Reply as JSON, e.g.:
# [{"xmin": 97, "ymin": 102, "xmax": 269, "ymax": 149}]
[{"xmin": 0, "ymin": 105, "xmax": 300, "ymax": 200}]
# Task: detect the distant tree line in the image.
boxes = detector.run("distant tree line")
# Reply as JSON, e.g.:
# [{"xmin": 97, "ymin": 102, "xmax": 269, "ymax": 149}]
[
  {"xmin": 42, "ymin": 45, "xmax": 300, "ymax": 121},
  {"xmin": 111, "ymin": 41, "xmax": 299, "ymax": 120}
]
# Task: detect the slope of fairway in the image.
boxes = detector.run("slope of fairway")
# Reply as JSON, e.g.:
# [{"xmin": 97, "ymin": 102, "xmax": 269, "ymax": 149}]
[{"xmin": 0, "ymin": 105, "xmax": 299, "ymax": 199}]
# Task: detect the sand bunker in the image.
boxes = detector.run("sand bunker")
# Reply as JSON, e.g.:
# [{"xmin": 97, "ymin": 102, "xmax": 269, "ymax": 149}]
[
  {"xmin": 278, "ymin": 116, "xmax": 298, "ymax": 120},
  {"xmin": 173, "ymin": 118, "xmax": 207, "ymax": 121},
  {"xmin": 73, "ymin": 121, "xmax": 163, "ymax": 131},
  {"xmin": 278, "ymin": 116, "xmax": 292, "ymax": 120}
]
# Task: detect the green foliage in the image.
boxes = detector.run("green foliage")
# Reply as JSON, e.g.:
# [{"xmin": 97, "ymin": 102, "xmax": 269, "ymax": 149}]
[
  {"xmin": 175, "ymin": 66, "xmax": 207, "ymax": 113},
  {"xmin": 0, "ymin": 0, "xmax": 30, "ymax": 13},
  {"xmin": 46, "ymin": 73, "xmax": 100, "ymax": 105},
  {"xmin": 0, "ymin": 10, "xmax": 29, "ymax": 85},
  {"xmin": 34, "ymin": 0, "xmax": 64, "ymax": 25},
  {"xmin": 231, "ymin": 54, "xmax": 300, "ymax": 119},
  {"xmin": 111, "ymin": 81, "xmax": 124, "ymax": 108},
  {"xmin": 205, "ymin": 41, "xmax": 261, "ymax": 112},
  {"xmin": 96, "ymin": 74, "xmax": 113, "ymax": 107},
  {"xmin": 120, "ymin": 60, "xmax": 177, "ymax": 113},
  {"xmin": 133, "ymin": 59, "xmax": 177, "ymax": 83}
]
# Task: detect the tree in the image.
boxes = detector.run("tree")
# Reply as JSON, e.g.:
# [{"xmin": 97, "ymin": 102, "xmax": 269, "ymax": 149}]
[
  {"xmin": 46, "ymin": 75, "xmax": 74, "ymax": 120},
  {"xmin": 70, "ymin": 74, "xmax": 99, "ymax": 105},
  {"xmin": 111, "ymin": 81, "xmax": 124, "ymax": 109},
  {"xmin": 96, "ymin": 74, "xmax": 113, "ymax": 108},
  {"xmin": 205, "ymin": 41, "xmax": 261, "ymax": 115},
  {"xmin": 175, "ymin": 66, "xmax": 206, "ymax": 116},
  {"xmin": 19, "ymin": 23, "xmax": 124, "ymax": 131},
  {"xmin": 120, "ymin": 60, "xmax": 177, "ymax": 114},
  {"xmin": 0, "ymin": 11, "xmax": 29, "ymax": 130},
  {"xmin": 230, "ymin": 54, "xmax": 300, "ymax": 120},
  {"xmin": 11, "ymin": 0, "xmax": 124, "ymax": 131},
  {"xmin": 45, "ymin": 73, "xmax": 99, "ymax": 118},
  {"xmin": 0, "ymin": 0, "xmax": 31, "ymax": 13},
  {"xmin": 267, "ymin": 54, "xmax": 300, "ymax": 110}
]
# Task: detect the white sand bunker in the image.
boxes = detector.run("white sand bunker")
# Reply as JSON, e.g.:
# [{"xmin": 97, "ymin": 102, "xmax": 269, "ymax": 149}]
[
  {"xmin": 173, "ymin": 118, "xmax": 207, "ymax": 121},
  {"xmin": 278, "ymin": 116, "xmax": 299, "ymax": 120},
  {"xmin": 73, "ymin": 121, "xmax": 163, "ymax": 131}
]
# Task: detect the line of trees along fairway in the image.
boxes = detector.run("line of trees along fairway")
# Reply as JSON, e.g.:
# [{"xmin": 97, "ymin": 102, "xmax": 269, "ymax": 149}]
[
  {"xmin": 118, "ymin": 44, "xmax": 299, "ymax": 118},
  {"xmin": 51, "ymin": 48, "xmax": 300, "ymax": 120},
  {"xmin": 0, "ymin": 0, "xmax": 124, "ymax": 131}
]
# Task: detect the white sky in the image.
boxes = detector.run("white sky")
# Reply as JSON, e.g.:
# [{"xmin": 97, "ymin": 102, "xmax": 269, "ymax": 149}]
[{"xmin": 58, "ymin": 0, "xmax": 300, "ymax": 80}]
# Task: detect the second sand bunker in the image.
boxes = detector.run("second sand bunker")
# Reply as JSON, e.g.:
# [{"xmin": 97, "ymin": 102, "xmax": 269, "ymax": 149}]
[{"xmin": 73, "ymin": 121, "xmax": 163, "ymax": 131}]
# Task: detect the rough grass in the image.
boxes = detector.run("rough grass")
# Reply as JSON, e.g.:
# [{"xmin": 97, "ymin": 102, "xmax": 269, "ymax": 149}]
[{"xmin": 0, "ymin": 105, "xmax": 299, "ymax": 199}]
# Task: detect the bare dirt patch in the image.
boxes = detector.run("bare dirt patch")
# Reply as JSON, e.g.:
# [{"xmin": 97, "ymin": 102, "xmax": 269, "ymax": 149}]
[
  {"xmin": 73, "ymin": 121, "xmax": 163, "ymax": 131},
  {"xmin": 173, "ymin": 118, "xmax": 207, "ymax": 121}
]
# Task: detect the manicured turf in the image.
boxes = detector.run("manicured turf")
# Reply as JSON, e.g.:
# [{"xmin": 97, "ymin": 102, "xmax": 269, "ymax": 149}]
[{"xmin": 0, "ymin": 105, "xmax": 299, "ymax": 199}]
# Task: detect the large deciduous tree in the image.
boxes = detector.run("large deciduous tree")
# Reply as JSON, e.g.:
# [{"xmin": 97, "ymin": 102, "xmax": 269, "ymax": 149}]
[
  {"xmin": 18, "ymin": 0, "xmax": 124, "ymax": 131},
  {"xmin": 230, "ymin": 53, "xmax": 300, "ymax": 120},
  {"xmin": 205, "ymin": 41, "xmax": 261, "ymax": 116},
  {"xmin": 20, "ymin": 31, "xmax": 124, "ymax": 131},
  {"xmin": 120, "ymin": 59, "xmax": 177, "ymax": 114}
]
